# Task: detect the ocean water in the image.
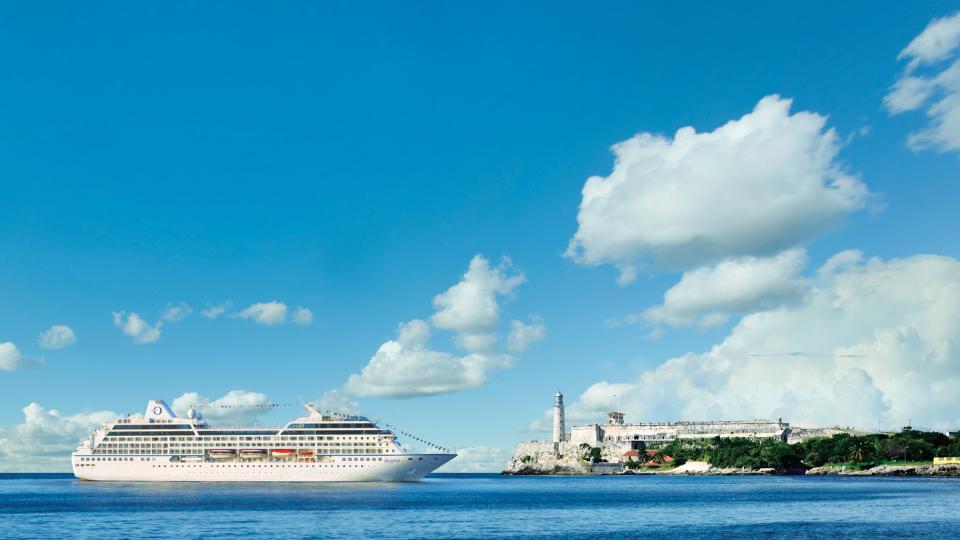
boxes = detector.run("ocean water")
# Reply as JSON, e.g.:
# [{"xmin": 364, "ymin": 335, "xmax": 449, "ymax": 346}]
[{"xmin": 1, "ymin": 473, "xmax": 959, "ymax": 539}]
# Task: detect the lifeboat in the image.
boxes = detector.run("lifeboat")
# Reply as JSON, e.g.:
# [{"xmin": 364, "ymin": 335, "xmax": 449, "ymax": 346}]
[
  {"xmin": 239, "ymin": 449, "xmax": 268, "ymax": 460},
  {"xmin": 272, "ymin": 449, "xmax": 296, "ymax": 458},
  {"xmin": 297, "ymin": 449, "xmax": 315, "ymax": 456},
  {"xmin": 208, "ymin": 449, "xmax": 236, "ymax": 460}
]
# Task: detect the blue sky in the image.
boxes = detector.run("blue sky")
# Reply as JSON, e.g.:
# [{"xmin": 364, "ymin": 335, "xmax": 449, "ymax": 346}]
[{"xmin": 2, "ymin": 2, "xmax": 960, "ymax": 471}]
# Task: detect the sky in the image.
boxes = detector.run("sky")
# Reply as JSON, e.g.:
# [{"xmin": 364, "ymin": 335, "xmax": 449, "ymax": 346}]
[{"xmin": 2, "ymin": 1, "xmax": 960, "ymax": 472}]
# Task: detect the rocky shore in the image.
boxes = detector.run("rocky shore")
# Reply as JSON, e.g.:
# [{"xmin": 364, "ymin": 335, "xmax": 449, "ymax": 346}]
[
  {"xmin": 805, "ymin": 463, "xmax": 960, "ymax": 476},
  {"xmin": 503, "ymin": 455, "xmax": 960, "ymax": 477}
]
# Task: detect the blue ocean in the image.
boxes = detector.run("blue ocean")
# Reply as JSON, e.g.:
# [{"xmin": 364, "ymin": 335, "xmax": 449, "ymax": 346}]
[{"xmin": 2, "ymin": 473, "xmax": 959, "ymax": 539}]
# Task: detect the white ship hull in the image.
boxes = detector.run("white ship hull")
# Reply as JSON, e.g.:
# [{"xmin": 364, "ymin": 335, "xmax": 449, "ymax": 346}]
[
  {"xmin": 72, "ymin": 453, "xmax": 455, "ymax": 482},
  {"xmin": 72, "ymin": 399, "xmax": 457, "ymax": 482}
]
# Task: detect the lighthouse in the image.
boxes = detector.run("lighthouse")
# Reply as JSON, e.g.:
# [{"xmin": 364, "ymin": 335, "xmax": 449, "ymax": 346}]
[{"xmin": 552, "ymin": 391, "xmax": 565, "ymax": 443}]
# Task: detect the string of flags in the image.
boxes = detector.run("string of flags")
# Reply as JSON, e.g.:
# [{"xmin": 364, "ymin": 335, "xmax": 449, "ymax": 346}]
[
  {"xmin": 184, "ymin": 401, "xmax": 452, "ymax": 453},
  {"xmin": 383, "ymin": 422, "xmax": 451, "ymax": 454},
  {"xmin": 188, "ymin": 402, "xmax": 296, "ymax": 409}
]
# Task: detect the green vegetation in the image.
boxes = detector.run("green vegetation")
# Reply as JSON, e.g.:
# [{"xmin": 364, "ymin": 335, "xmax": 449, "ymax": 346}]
[
  {"xmin": 579, "ymin": 443, "xmax": 603, "ymax": 463},
  {"xmin": 654, "ymin": 427, "xmax": 960, "ymax": 472}
]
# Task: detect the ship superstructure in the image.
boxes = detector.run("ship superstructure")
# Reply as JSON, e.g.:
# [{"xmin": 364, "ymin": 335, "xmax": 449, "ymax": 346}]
[{"xmin": 71, "ymin": 399, "xmax": 456, "ymax": 482}]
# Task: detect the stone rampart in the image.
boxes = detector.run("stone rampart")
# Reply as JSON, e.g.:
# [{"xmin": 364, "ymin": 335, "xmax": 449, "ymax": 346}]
[
  {"xmin": 502, "ymin": 440, "xmax": 625, "ymax": 475},
  {"xmin": 571, "ymin": 419, "xmax": 790, "ymax": 446}
]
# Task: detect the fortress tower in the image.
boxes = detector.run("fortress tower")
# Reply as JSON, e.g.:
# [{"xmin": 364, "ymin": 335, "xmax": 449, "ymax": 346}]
[{"xmin": 552, "ymin": 391, "xmax": 565, "ymax": 443}]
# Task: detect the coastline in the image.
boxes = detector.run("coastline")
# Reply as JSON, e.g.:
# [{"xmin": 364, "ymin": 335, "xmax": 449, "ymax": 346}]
[{"xmin": 503, "ymin": 461, "xmax": 960, "ymax": 477}]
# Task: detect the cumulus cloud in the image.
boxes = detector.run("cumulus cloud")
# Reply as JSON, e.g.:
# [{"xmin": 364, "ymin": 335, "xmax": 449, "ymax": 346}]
[
  {"xmin": 566, "ymin": 95, "xmax": 869, "ymax": 281},
  {"xmin": 161, "ymin": 302, "xmax": 192, "ymax": 322},
  {"xmin": 112, "ymin": 311, "xmax": 162, "ymax": 344},
  {"xmin": 344, "ymin": 319, "xmax": 513, "ymax": 398},
  {"xmin": 552, "ymin": 253, "xmax": 960, "ymax": 432},
  {"xmin": 313, "ymin": 389, "xmax": 361, "ymax": 415},
  {"xmin": 507, "ymin": 318, "xmax": 546, "ymax": 353},
  {"xmin": 171, "ymin": 390, "xmax": 272, "ymax": 426},
  {"xmin": 232, "ymin": 301, "xmax": 288, "ymax": 326},
  {"xmin": 344, "ymin": 254, "xmax": 532, "ymax": 399},
  {"xmin": 431, "ymin": 255, "xmax": 525, "ymax": 352},
  {"xmin": 439, "ymin": 446, "xmax": 513, "ymax": 473},
  {"xmin": 885, "ymin": 11, "xmax": 960, "ymax": 152},
  {"xmin": 201, "ymin": 302, "xmax": 231, "ymax": 319},
  {"xmin": 0, "ymin": 403, "xmax": 116, "ymax": 472},
  {"xmin": 644, "ymin": 249, "xmax": 809, "ymax": 328},
  {"xmin": 292, "ymin": 306, "xmax": 314, "ymax": 326},
  {"xmin": 0, "ymin": 342, "xmax": 29, "ymax": 371},
  {"xmin": 36, "ymin": 325, "xmax": 78, "ymax": 350}
]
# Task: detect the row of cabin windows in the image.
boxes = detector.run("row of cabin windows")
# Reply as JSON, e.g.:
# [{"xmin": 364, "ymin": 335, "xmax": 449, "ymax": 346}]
[
  {"xmin": 288, "ymin": 423, "xmax": 372, "ymax": 429},
  {"xmin": 96, "ymin": 448, "xmax": 391, "ymax": 454},
  {"xmin": 105, "ymin": 435, "xmax": 382, "ymax": 442},
  {"xmin": 97, "ymin": 444, "xmax": 384, "ymax": 451},
  {"xmin": 80, "ymin": 456, "xmax": 403, "ymax": 462},
  {"xmin": 112, "ymin": 424, "xmax": 194, "ymax": 430},
  {"xmin": 104, "ymin": 430, "xmax": 385, "ymax": 437},
  {"xmin": 92, "ymin": 449, "xmax": 395, "ymax": 455},
  {"xmin": 109, "ymin": 424, "xmax": 378, "ymax": 432},
  {"xmin": 79, "ymin": 456, "xmax": 416, "ymax": 463},
  {"xmin": 79, "ymin": 457, "xmax": 156, "ymax": 461}
]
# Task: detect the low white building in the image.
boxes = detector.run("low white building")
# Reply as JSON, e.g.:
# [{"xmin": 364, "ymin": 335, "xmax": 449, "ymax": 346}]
[{"xmin": 569, "ymin": 411, "xmax": 791, "ymax": 451}]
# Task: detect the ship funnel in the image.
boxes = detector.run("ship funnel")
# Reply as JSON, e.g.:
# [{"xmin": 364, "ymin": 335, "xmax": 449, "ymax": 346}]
[{"xmin": 144, "ymin": 399, "xmax": 177, "ymax": 420}]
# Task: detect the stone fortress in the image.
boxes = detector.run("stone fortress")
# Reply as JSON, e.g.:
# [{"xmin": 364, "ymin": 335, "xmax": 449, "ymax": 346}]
[{"xmin": 504, "ymin": 391, "xmax": 798, "ymax": 474}]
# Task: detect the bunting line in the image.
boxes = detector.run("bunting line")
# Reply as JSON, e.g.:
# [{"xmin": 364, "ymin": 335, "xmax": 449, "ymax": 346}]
[
  {"xmin": 188, "ymin": 402, "xmax": 296, "ymax": 409},
  {"xmin": 185, "ymin": 402, "xmax": 453, "ymax": 453},
  {"xmin": 382, "ymin": 422, "xmax": 451, "ymax": 454}
]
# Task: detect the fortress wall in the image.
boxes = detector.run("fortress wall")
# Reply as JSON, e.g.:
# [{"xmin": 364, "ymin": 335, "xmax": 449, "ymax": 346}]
[
  {"xmin": 594, "ymin": 420, "xmax": 789, "ymax": 443},
  {"xmin": 513, "ymin": 441, "xmax": 557, "ymax": 456},
  {"xmin": 569, "ymin": 425, "xmax": 602, "ymax": 446},
  {"xmin": 787, "ymin": 427, "xmax": 855, "ymax": 444}
]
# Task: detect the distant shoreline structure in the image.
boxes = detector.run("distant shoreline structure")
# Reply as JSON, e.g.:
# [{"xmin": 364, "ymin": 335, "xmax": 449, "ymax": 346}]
[
  {"xmin": 548, "ymin": 390, "xmax": 808, "ymax": 451},
  {"xmin": 502, "ymin": 391, "xmax": 896, "ymax": 476}
]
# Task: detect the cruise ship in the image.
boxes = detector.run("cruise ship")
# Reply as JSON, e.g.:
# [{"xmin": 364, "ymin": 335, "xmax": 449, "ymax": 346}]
[{"xmin": 71, "ymin": 399, "xmax": 456, "ymax": 482}]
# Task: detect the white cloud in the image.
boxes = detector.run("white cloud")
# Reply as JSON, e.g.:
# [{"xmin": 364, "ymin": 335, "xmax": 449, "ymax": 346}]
[
  {"xmin": 554, "ymin": 253, "xmax": 960, "ymax": 432},
  {"xmin": 566, "ymin": 95, "xmax": 869, "ymax": 280},
  {"xmin": 171, "ymin": 390, "xmax": 272, "ymax": 426},
  {"xmin": 885, "ymin": 11, "xmax": 960, "ymax": 152},
  {"xmin": 344, "ymin": 254, "xmax": 531, "ymax": 399},
  {"xmin": 0, "ymin": 403, "xmax": 116, "ymax": 472},
  {"xmin": 439, "ymin": 446, "xmax": 513, "ymax": 473},
  {"xmin": 897, "ymin": 11, "xmax": 960, "ymax": 71},
  {"xmin": 201, "ymin": 302, "xmax": 231, "ymax": 319},
  {"xmin": 36, "ymin": 325, "xmax": 78, "ymax": 350},
  {"xmin": 507, "ymin": 318, "xmax": 546, "ymax": 353},
  {"xmin": 0, "ymin": 342, "xmax": 28, "ymax": 371},
  {"xmin": 161, "ymin": 302, "xmax": 192, "ymax": 322},
  {"xmin": 292, "ymin": 306, "xmax": 314, "ymax": 326},
  {"xmin": 431, "ymin": 255, "xmax": 525, "ymax": 352},
  {"xmin": 313, "ymin": 389, "xmax": 361, "ymax": 416},
  {"xmin": 344, "ymin": 319, "xmax": 513, "ymax": 398},
  {"xmin": 644, "ymin": 249, "xmax": 809, "ymax": 328},
  {"xmin": 112, "ymin": 311, "xmax": 162, "ymax": 344},
  {"xmin": 232, "ymin": 301, "xmax": 288, "ymax": 326}
]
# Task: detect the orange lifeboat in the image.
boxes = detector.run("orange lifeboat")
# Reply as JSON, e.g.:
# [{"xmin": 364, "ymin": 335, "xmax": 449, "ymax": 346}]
[{"xmin": 272, "ymin": 449, "xmax": 296, "ymax": 458}]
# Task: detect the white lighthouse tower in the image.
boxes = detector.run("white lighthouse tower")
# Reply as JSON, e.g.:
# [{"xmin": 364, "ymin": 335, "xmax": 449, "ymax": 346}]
[{"xmin": 552, "ymin": 391, "xmax": 565, "ymax": 444}]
